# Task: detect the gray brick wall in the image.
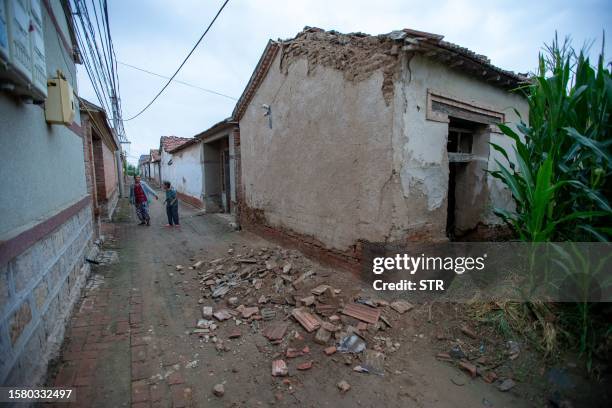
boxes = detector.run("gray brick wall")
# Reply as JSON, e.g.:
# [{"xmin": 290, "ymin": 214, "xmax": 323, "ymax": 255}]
[{"xmin": 0, "ymin": 205, "xmax": 93, "ymax": 386}]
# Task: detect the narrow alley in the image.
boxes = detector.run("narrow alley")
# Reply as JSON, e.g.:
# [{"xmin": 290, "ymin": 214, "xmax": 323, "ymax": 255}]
[{"xmin": 45, "ymin": 194, "xmax": 534, "ymax": 407}]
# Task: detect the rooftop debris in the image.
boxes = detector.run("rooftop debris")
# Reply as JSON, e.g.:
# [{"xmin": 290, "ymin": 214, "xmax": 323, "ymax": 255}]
[
  {"xmin": 292, "ymin": 308, "xmax": 321, "ymax": 332},
  {"xmin": 271, "ymin": 360, "xmax": 288, "ymax": 377},
  {"xmin": 341, "ymin": 303, "xmax": 381, "ymax": 324},
  {"xmin": 389, "ymin": 300, "xmax": 414, "ymax": 314},
  {"xmin": 179, "ymin": 243, "xmax": 521, "ymax": 392}
]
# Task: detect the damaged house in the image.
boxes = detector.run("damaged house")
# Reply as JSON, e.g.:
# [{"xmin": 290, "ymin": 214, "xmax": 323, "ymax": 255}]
[{"xmin": 233, "ymin": 28, "xmax": 528, "ymax": 264}]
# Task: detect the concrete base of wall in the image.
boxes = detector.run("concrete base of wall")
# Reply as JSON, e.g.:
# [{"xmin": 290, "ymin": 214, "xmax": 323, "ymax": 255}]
[
  {"xmin": 0, "ymin": 204, "xmax": 93, "ymax": 386},
  {"xmin": 104, "ymin": 188, "xmax": 119, "ymax": 221},
  {"xmin": 239, "ymin": 204, "xmax": 361, "ymax": 273},
  {"xmin": 177, "ymin": 192, "xmax": 204, "ymax": 209}
]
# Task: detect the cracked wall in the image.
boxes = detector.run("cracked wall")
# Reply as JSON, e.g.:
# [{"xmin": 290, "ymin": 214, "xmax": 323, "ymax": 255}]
[{"xmin": 239, "ymin": 32, "xmax": 528, "ymax": 254}]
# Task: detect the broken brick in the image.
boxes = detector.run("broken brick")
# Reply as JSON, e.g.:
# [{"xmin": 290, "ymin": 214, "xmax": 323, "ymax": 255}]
[
  {"xmin": 263, "ymin": 322, "xmax": 289, "ymax": 341},
  {"xmin": 341, "ymin": 303, "xmax": 381, "ymax": 324},
  {"xmin": 297, "ymin": 361, "xmax": 312, "ymax": 370},
  {"xmin": 213, "ymin": 309, "xmax": 231, "ymax": 321},
  {"xmin": 272, "ymin": 360, "xmax": 288, "ymax": 377},
  {"xmin": 389, "ymin": 300, "xmax": 414, "ymax": 314},
  {"xmin": 324, "ymin": 346, "xmax": 337, "ymax": 355},
  {"xmin": 292, "ymin": 308, "xmax": 320, "ymax": 333},
  {"xmin": 460, "ymin": 325, "xmax": 477, "ymax": 339},
  {"xmin": 314, "ymin": 327, "xmax": 331, "ymax": 345},
  {"xmin": 459, "ymin": 360, "xmax": 477, "ymax": 378},
  {"xmin": 241, "ymin": 306, "xmax": 259, "ymax": 319}
]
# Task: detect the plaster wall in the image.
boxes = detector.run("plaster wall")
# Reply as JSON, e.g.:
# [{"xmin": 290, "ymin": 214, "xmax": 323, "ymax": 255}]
[
  {"xmin": 240, "ymin": 53, "xmax": 401, "ymax": 250},
  {"xmin": 102, "ymin": 143, "xmax": 117, "ymax": 199},
  {"xmin": 396, "ymin": 54, "xmax": 529, "ymax": 233},
  {"xmin": 0, "ymin": 5, "xmax": 85, "ymax": 240},
  {"xmin": 160, "ymin": 150, "xmax": 174, "ymax": 187},
  {"xmin": 171, "ymin": 143, "xmax": 203, "ymax": 201}
]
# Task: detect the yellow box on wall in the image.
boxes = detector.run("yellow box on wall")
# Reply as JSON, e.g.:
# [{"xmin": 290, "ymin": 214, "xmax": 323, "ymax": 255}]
[{"xmin": 45, "ymin": 73, "xmax": 75, "ymax": 125}]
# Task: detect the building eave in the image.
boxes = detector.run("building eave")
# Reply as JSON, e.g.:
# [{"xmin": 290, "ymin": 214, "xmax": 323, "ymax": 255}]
[{"xmin": 232, "ymin": 40, "xmax": 280, "ymax": 121}]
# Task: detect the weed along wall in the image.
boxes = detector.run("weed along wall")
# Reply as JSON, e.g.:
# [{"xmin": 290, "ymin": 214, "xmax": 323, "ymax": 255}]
[{"xmin": 238, "ymin": 28, "xmax": 529, "ymax": 263}]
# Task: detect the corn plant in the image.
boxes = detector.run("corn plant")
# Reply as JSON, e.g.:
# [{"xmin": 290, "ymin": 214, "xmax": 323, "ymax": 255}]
[
  {"xmin": 488, "ymin": 36, "xmax": 611, "ymax": 370},
  {"xmin": 490, "ymin": 36, "xmax": 611, "ymax": 241}
]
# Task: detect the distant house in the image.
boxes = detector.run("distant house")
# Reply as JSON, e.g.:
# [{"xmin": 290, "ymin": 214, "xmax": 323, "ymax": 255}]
[
  {"xmin": 0, "ymin": 0, "xmax": 95, "ymax": 386},
  {"xmin": 233, "ymin": 27, "xmax": 528, "ymax": 263},
  {"xmin": 159, "ymin": 135, "xmax": 191, "ymax": 192},
  {"xmin": 167, "ymin": 119, "xmax": 239, "ymax": 212},
  {"xmin": 80, "ymin": 98, "xmax": 122, "ymax": 230},
  {"xmin": 138, "ymin": 154, "xmax": 150, "ymax": 179},
  {"xmin": 149, "ymin": 149, "xmax": 161, "ymax": 186}
]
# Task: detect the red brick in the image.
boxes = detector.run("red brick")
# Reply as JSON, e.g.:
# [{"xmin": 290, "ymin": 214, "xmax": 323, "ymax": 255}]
[
  {"xmin": 166, "ymin": 371, "xmax": 184, "ymax": 385},
  {"xmin": 131, "ymin": 335, "xmax": 149, "ymax": 347},
  {"xmin": 77, "ymin": 359, "xmax": 97, "ymax": 378},
  {"xmin": 170, "ymin": 386, "xmax": 191, "ymax": 408},
  {"xmin": 116, "ymin": 321, "xmax": 129, "ymax": 334},
  {"xmin": 132, "ymin": 380, "xmax": 150, "ymax": 403},
  {"xmin": 131, "ymin": 345, "xmax": 147, "ymax": 362},
  {"xmin": 131, "ymin": 361, "xmax": 150, "ymax": 381},
  {"xmin": 54, "ymin": 365, "xmax": 76, "ymax": 386},
  {"xmin": 74, "ymin": 376, "xmax": 92, "ymax": 387},
  {"xmin": 149, "ymin": 384, "xmax": 166, "ymax": 402},
  {"xmin": 129, "ymin": 313, "xmax": 142, "ymax": 325}
]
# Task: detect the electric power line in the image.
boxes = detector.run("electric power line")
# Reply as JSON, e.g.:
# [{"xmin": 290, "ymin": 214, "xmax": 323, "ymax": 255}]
[
  {"xmin": 117, "ymin": 61, "xmax": 237, "ymax": 101},
  {"xmin": 123, "ymin": 0, "xmax": 230, "ymax": 121}
]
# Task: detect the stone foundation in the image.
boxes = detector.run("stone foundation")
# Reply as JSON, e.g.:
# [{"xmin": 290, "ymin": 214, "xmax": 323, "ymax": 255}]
[{"xmin": 0, "ymin": 205, "xmax": 93, "ymax": 386}]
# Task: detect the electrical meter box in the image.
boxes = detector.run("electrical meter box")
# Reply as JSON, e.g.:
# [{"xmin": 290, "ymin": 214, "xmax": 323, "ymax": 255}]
[
  {"xmin": 6, "ymin": 0, "xmax": 31, "ymax": 82},
  {"xmin": 0, "ymin": 0, "xmax": 47, "ymax": 101},
  {"xmin": 45, "ymin": 73, "xmax": 75, "ymax": 124},
  {"xmin": 29, "ymin": 0, "xmax": 46, "ymax": 97}
]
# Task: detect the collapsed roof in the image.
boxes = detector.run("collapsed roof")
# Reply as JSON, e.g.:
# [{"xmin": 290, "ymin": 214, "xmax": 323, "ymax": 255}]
[{"xmin": 233, "ymin": 27, "xmax": 528, "ymax": 120}]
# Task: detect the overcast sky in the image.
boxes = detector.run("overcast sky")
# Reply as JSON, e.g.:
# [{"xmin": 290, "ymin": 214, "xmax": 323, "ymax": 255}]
[{"xmin": 75, "ymin": 0, "xmax": 612, "ymax": 165}]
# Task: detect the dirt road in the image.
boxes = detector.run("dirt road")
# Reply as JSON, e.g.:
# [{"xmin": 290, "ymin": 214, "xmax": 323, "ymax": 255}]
[{"xmin": 46, "ymin": 194, "xmax": 535, "ymax": 407}]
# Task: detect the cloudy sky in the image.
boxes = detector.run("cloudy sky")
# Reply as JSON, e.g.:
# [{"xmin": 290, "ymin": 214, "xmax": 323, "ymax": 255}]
[{"xmin": 75, "ymin": 0, "xmax": 612, "ymax": 165}]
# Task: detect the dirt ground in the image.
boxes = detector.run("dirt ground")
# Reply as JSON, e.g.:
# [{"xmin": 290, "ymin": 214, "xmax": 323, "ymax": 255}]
[{"xmin": 44, "ymin": 193, "xmax": 598, "ymax": 408}]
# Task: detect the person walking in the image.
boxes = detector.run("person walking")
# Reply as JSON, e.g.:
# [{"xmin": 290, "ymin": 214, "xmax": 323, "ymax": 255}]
[
  {"xmin": 163, "ymin": 181, "xmax": 180, "ymax": 227},
  {"xmin": 129, "ymin": 175, "xmax": 158, "ymax": 226}
]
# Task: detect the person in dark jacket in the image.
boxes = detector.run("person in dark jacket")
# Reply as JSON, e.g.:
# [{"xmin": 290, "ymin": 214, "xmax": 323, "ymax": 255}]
[
  {"xmin": 129, "ymin": 175, "xmax": 158, "ymax": 226},
  {"xmin": 163, "ymin": 181, "xmax": 180, "ymax": 227}
]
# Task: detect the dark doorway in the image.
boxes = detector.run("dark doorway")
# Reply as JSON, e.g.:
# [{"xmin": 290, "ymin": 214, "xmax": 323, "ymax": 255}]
[
  {"xmin": 446, "ymin": 117, "xmax": 483, "ymax": 240},
  {"xmin": 221, "ymin": 149, "xmax": 231, "ymax": 213}
]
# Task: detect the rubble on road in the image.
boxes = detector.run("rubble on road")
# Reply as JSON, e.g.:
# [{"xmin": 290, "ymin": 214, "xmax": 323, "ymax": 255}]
[
  {"xmin": 341, "ymin": 303, "xmax": 381, "ymax": 324},
  {"xmin": 389, "ymin": 300, "xmax": 414, "ymax": 314},
  {"xmin": 497, "ymin": 378, "xmax": 516, "ymax": 392},
  {"xmin": 337, "ymin": 380, "xmax": 351, "ymax": 393},
  {"xmin": 272, "ymin": 360, "xmax": 288, "ymax": 377},
  {"xmin": 182, "ymin": 244, "xmax": 425, "ymax": 383},
  {"xmin": 213, "ymin": 384, "xmax": 224, "ymax": 397}
]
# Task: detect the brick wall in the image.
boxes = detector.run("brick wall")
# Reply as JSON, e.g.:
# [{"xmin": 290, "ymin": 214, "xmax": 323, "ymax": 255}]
[
  {"xmin": 92, "ymin": 138, "xmax": 107, "ymax": 202},
  {"xmin": 81, "ymin": 118, "xmax": 99, "ymax": 239},
  {"xmin": 0, "ymin": 205, "xmax": 93, "ymax": 385},
  {"xmin": 232, "ymin": 128, "xmax": 241, "ymax": 219}
]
